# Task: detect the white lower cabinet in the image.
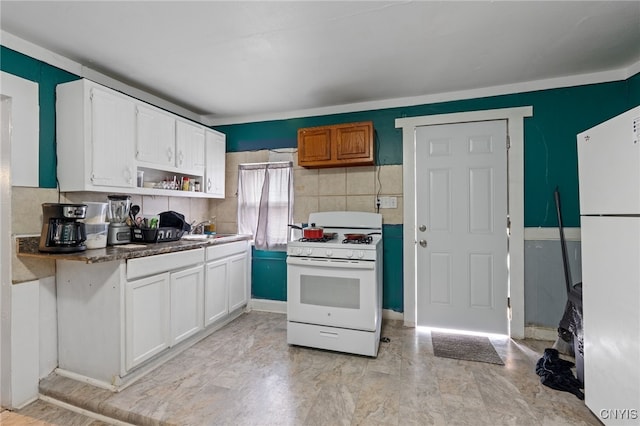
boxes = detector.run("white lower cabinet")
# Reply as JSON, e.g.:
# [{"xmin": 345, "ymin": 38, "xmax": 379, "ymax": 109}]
[
  {"xmin": 56, "ymin": 243, "xmax": 249, "ymax": 390},
  {"xmin": 228, "ymin": 253, "xmax": 249, "ymax": 312},
  {"xmin": 204, "ymin": 258, "xmax": 229, "ymax": 326},
  {"xmin": 170, "ymin": 265, "xmax": 204, "ymax": 345},
  {"xmin": 125, "ymin": 273, "xmax": 171, "ymax": 371},
  {"xmin": 205, "ymin": 241, "xmax": 250, "ymax": 326}
]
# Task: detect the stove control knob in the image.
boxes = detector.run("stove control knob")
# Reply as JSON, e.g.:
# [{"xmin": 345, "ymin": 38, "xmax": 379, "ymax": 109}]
[
  {"xmin": 306, "ymin": 248, "xmax": 313, "ymax": 255},
  {"xmin": 326, "ymin": 250, "xmax": 333, "ymax": 257},
  {"xmin": 293, "ymin": 248, "xmax": 302, "ymax": 255},
  {"xmin": 357, "ymin": 251, "xmax": 365, "ymax": 258},
  {"xmin": 346, "ymin": 250, "xmax": 354, "ymax": 258}
]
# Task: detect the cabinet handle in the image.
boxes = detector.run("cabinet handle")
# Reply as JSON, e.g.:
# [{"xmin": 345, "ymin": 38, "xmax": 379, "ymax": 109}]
[
  {"xmin": 167, "ymin": 147, "xmax": 173, "ymax": 161},
  {"xmin": 207, "ymin": 178, "xmax": 212, "ymax": 191},
  {"xmin": 178, "ymin": 151, "xmax": 184, "ymax": 165}
]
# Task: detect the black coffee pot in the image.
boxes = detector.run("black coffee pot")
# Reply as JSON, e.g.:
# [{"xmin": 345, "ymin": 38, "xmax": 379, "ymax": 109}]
[{"xmin": 39, "ymin": 203, "xmax": 87, "ymax": 253}]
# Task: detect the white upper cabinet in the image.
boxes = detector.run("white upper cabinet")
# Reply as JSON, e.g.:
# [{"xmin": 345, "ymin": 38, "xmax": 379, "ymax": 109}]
[
  {"xmin": 56, "ymin": 79, "xmax": 225, "ymax": 198},
  {"xmin": 57, "ymin": 79, "xmax": 135, "ymax": 190},
  {"xmin": 176, "ymin": 120, "xmax": 205, "ymax": 175},
  {"xmin": 135, "ymin": 104, "xmax": 175, "ymax": 167},
  {"xmin": 205, "ymin": 129, "xmax": 226, "ymax": 198}
]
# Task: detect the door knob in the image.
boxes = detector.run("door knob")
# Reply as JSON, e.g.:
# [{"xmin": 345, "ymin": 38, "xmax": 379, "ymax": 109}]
[
  {"xmin": 419, "ymin": 240, "xmax": 427, "ymax": 247},
  {"xmin": 419, "ymin": 225, "xmax": 426, "ymax": 232}
]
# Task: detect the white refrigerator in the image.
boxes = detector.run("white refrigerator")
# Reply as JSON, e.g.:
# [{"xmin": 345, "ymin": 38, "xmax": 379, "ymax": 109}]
[{"xmin": 577, "ymin": 105, "xmax": 640, "ymax": 424}]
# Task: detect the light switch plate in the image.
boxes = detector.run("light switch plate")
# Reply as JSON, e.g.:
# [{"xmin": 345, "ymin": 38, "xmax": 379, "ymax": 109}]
[{"xmin": 378, "ymin": 196, "xmax": 397, "ymax": 209}]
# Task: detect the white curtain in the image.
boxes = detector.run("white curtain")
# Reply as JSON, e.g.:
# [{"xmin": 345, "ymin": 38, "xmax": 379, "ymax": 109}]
[{"xmin": 237, "ymin": 161, "xmax": 293, "ymax": 251}]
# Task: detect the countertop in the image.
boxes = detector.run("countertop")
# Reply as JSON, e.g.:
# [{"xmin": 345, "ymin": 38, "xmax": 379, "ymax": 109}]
[{"xmin": 16, "ymin": 234, "xmax": 252, "ymax": 264}]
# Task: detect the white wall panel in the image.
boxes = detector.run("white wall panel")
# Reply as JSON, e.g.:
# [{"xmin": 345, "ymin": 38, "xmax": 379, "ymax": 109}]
[
  {"xmin": 39, "ymin": 276, "xmax": 57, "ymax": 379},
  {"xmin": 11, "ymin": 280, "xmax": 39, "ymax": 408}
]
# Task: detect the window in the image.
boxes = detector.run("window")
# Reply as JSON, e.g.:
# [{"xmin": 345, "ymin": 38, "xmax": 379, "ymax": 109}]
[{"xmin": 237, "ymin": 161, "xmax": 293, "ymax": 251}]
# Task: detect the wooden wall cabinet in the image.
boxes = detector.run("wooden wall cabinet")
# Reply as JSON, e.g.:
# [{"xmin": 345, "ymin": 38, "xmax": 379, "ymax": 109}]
[{"xmin": 297, "ymin": 121, "xmax": 374, "ymax": 168}]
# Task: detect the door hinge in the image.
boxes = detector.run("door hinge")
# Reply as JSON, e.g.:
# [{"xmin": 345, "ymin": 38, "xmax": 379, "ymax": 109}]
[
  {"xmin": 507, "ymin": 297, "xmax": 511, "ymax": 308},
  {"xmin": 506, "ymin": 135, "xmax": 511, "ymax": 150}
]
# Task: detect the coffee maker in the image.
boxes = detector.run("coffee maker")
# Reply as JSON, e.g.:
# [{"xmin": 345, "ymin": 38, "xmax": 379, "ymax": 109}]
[
  {"xmin": 107, "ymin": 195, "xmax": 132, "ymax": 245},
  {"xmin": 39, "ymin": 203, "xmax": 87, "ymax": 253}
]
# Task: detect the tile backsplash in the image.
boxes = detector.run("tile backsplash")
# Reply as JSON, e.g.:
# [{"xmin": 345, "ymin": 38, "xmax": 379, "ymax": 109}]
[
  {"xmin": 214, "ymin": 150, "xmax": 404, "ymax": 229},
  {"xmin": 10, "ymin": 149, "xmax": 402, "ymax": 282}
]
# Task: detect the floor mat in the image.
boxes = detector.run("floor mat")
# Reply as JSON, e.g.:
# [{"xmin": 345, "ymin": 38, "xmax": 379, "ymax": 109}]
[{"xmin": 431, "ymin": 331, "xmax": 504, "ymax": 365}]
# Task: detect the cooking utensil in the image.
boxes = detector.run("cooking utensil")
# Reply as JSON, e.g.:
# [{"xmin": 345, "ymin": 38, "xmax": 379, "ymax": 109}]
[
  {"xmin": 129, "ymin": 205, "xmax": 140, "ymax": 227},
  {"xmin": 344, "ymin": 232, "xmax": 381, "ymax": 240},
  {"xmin": 288, "ymin": 223, "xmax": 324, "ymax": 239}
]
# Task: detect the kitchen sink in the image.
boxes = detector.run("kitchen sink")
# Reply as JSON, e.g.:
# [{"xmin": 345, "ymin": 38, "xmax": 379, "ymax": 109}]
[{"xmin": 181, "ymin": 233, "xmax": 240, "ymax": 241}]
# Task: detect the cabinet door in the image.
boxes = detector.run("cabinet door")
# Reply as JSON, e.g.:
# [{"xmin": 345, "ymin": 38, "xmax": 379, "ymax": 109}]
[
  {"xmin": 125, "ymin": 273, "xmax": 171, "ymax": 371},
  {"xmin": 204, "ymin": 258, "xmax": 229, "ymax": 326},
  {"xmin": 90, "ymin": 87, "xmax": 135, "ymax": 187},
  {"xmin": 176, "ymin": 120, "xmax": 205, "ymax": 174},
  {"xmin": 170, "ymin": 265, "xmax": 204, "ymax": 346},
  {"xmin": 205, "ymin": 130, "xmax": 226, "ymax": 198},
  {"xmin": 135, "ymin": 104, "xmax": 175, "ymax": 167},
  {"xmin": 298, "ymin": 127, "xmax": 332, "ymax": 166},
  {"xmin": 228, "ymin": 252, "xmax": 248, "ymax": 312},
  {"xmin": 335, "ymin": 122, "xmax": 372, "ymax": 162}
]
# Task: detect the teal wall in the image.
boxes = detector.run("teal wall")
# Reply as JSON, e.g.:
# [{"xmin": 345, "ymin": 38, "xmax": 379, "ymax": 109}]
[
  {"xmin": 1, "ymin": 46, "xmax": 80, "ymax": 187},
  {"xmin": 218, "ymin": 76, "xmax": 639, "ymax": 228},
  {"xmin": 218, "ymin": 74, "xmax": 638, "ymax": 310},
  {"xmin": 3, "ymin": 43, "xmax": 638, "ymax": 314}
]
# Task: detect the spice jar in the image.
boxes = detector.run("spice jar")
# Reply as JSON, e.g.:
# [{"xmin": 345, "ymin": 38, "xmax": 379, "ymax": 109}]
[{"xmin": 182, "ymin": 177, "xmax": 190, "ymax": 191}]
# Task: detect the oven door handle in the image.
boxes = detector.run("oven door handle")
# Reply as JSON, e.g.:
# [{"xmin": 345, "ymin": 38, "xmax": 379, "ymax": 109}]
[{"xmin": 286, "ymin": 256, "xmax": 375, "ymax": 270}]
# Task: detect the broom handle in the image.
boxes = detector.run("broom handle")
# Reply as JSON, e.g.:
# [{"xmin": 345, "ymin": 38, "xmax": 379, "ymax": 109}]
[{"xmin": 554, "ymin": 186, "xmax": 572, "ymax": 295}]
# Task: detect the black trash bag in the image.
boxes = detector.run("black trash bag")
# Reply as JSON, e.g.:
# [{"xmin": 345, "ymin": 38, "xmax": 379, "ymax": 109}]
[{"xmin": 535, "ymin": 348, "xmax": 584, "ymax": 400}]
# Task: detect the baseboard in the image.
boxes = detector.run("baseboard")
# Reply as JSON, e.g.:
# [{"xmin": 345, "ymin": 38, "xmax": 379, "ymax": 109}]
[
  {"xmin": 524, "ymin": 227, "xmax": 581, "ymax": 241},
  {"xmin": 249, "ymin": 298, "xmax": 287, "ymax": 314},
  {"xmin": 249, "ymin": 298, "xmax": 404, "ymax": 322},
  {"xmin": 524, "ymin": 325, "xmax": 558, "ymax": 341},
  {"xmin": 382, "ymin": 309, "xmax": 404, "ymax": 321}
]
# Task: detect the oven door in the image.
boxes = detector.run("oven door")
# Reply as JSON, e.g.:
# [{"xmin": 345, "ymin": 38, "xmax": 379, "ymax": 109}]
[{"xmin": 286, "ymin": 256, "xmax": 378, "ymax": 331}]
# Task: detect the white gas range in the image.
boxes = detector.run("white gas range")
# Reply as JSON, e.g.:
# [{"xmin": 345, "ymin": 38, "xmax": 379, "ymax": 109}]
[{"xmin": 286, "ymin": 211, "xmax": 383, "ymax": 357}]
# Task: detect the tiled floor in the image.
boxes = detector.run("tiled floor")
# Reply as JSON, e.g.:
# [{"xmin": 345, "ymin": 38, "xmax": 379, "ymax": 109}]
[{"xmin": 14, "ymin": 311, "xmax": 600, "ymax": 425}]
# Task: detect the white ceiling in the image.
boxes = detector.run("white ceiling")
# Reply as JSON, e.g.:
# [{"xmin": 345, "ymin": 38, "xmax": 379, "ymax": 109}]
[{"xmin": 1, "ymin": 1, "xmax": 640, "ymax": 125}]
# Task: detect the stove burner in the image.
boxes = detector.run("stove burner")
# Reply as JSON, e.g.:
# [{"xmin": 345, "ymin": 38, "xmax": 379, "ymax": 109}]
[
  {"xmin": 299, "ymin": 235, "xmax": 337, "ymax": 243},
  {"xmin": 342, "ymin": 236, "xmax": 373, "ymax": 244}
]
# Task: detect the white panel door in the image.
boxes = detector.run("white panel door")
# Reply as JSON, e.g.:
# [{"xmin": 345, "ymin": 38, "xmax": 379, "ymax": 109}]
[
  {"xmin": 204, "ymin": 258, "xmax": 229, "ymax": 326},
  {"xmin": 170, "ymin": 265, "xmax": 204, "ymax": 346},
  {"xmin": 176, "ymin": 120, "xmax": 205, "ymax": 173},
  {"xmin": 205, "ymin": 130, "xmax": 226, "ymax": 198},
  {"xmin": 135, "ymin": 104, "xmax": 175, "ymax": 167},
  {"xmin": 90, "ymin": 87, "xmax": 135, "ymax": 187},
  {"xmin": 228, "ymin": 253, "xmax": 248, "ymax": 312},
  {"xmin": 125, "ymin": 273, "xmax": 170, "ymax": 371},
  {"xmin": 415, "ymin": 120, "xmax": 508, "ymax": 334}
]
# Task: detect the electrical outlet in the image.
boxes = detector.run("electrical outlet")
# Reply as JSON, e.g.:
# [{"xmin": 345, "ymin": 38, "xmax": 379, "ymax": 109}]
[{"xmin": 378, "ymin": 196, "xmax": 397, "ymax": 209}]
